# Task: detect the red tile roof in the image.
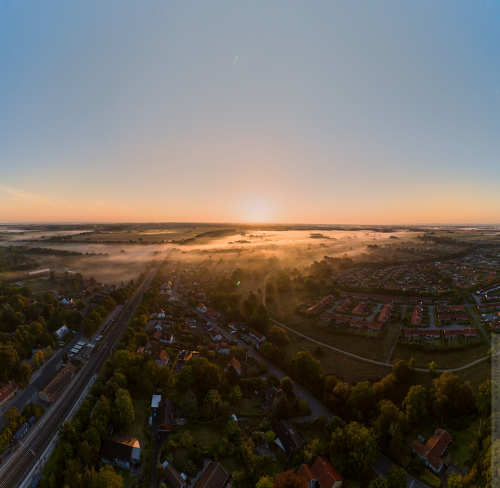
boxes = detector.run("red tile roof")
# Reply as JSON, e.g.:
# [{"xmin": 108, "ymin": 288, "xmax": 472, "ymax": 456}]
[
  {"xmin": 0, "ymin": 381, "xmax": 19, "ymax": 406},
  {"xmin": 443, "ymin": 328, "xmax": 477, "ymax": 338},
  {"xmin": 227, "ymin": 356, "xmax": 242, "ymax": 374},
  {"xmin": 312, "ymin": 456, "xmax": 343, "ymax": 487},
  {"xmin": 411, "ymin": 429, "xmax": 452, "ymax": 472}
]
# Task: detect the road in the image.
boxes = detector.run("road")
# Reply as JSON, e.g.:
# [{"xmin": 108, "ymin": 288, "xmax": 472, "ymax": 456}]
[{"xmin": 0, "ymin": 264, "xmax": 161, "ymax": 488}]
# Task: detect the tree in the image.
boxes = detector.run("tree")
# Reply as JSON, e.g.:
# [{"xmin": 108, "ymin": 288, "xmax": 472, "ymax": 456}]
[
  {"xmin": 273, "ymin": 471, "xmax": 307, "ymax": 488},
  {"xmin": 447, "ymin": 473, "xmax": 466, "ymax": 488},
  {"xmin": 18, "ymin": 362, "xmax": 32, "ymax": 386},
  {"xmin": 428, "ymin": 361, "xmax": 438, "ymax": 377},
  {"xmin": 403, "ymin": 385, "xmax": 428, "ymax": 424},
  {"xmin": 280, "ymin": 377, "xmax": 294, "ymax": 396},
  {"xmin": 289, "ymin": 351, "xmax": 325, "ymax": 394},
  {"xmin": 114, "ymin": 388, "xmax": 134, "ymax": 429},
  {"xmin": 369, "ymin": 480, "xmax": 388, "ymax": 488},
  {"xmin": 476, "ymin": 380, "xmax": 492, "ymax": 418},
  {"xmin": 432, "ymin": 371, "xmax": 475, "ymax": 419},
  {"xmin": 180, "ymin": 389, "xmax": 198, "ymax": 419},
  {"xmin": 374, "ymin": 400, "xmax": 408, "ymax": 452},
  {"xmin": 229, "ymin": 385, "xmax": 242, "ymax": 403},
  {"xmin": 3, "ymin": 406, "xmax": 20, "ymax": 423},
  {"xmin": 392, "ymin": 359, "xmax": 413, "ymax": 383},
  {"xmin": 348, "ymin": 381, "xmax": 374, "ymax": 419},
  {"xmin": 387, "ymin": 465, "xmax": 406, "ymax": 488},
  {"xmin": 329, "ymin": 421, "xmax": 378, "ymax": 479},
  {"xmin": 256, "ymin": 475, "xmax": 274, "ymax": 488},
  {"xmin": 269, "ymin": 325, "xmax": 289, "ymax": 346},
  {"xmin": 91, "ymin": 465, "xmax": 124, "ymax": 488},
  {"xmin": 203, "ymin": 389, "xmax": 222, "ymax": 419}
]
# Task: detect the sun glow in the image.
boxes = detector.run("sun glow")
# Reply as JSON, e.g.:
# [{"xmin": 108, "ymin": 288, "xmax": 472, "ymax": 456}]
[{"xmin": 241, "ymin": 195, "xmax": 274, "ymax": 223}]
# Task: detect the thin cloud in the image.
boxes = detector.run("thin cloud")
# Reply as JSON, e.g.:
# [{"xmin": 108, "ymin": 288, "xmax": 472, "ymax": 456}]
[{"xmin": 0, "ymin": 185, "xmax": 68, "ymax": 207}]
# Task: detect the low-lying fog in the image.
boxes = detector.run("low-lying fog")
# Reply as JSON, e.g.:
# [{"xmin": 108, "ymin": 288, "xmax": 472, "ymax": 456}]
[{"xmin": 1, "ymin": 229, "xmax": 421, "ymax": 285}]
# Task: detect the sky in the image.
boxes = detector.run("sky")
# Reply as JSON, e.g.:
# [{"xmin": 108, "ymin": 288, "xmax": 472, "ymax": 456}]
[{"xmin": 0, "ymin": 1, "xmax": 499, "ymax": 225}]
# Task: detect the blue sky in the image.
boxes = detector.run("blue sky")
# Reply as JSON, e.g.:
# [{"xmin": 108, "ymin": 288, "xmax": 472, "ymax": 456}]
[{"xmin": 1, "ymin": 1, "xmax": 499, "ymax": 223}]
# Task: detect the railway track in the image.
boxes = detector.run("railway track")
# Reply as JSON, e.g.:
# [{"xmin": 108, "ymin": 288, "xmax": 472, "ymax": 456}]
[{"xmin": 0, "ymin": 264, "xmax": 161, "ymax": 488}]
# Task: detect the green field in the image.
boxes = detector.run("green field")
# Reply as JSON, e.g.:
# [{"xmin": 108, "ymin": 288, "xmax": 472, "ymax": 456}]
[
  {"xmin": 392, "ymin": 342, "xmax": 490, "ymax": 369},
  {"xmin": 278, "ymin": 318, "xmax": 399, "ymax": 362},
  {"xmin": 284, "ymin": 331, "xmax": 392, "ymax": 383}
]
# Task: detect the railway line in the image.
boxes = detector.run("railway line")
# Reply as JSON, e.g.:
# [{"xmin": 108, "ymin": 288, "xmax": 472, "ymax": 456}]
[{"xmin": 0, "ymin": 263, "xmax": 161, "ymax": 488}]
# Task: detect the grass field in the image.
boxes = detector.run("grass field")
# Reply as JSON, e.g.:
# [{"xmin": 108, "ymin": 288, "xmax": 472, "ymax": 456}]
[
  {"xmin": 174, "ymin": 422, "xmax": 221, "ymax": 448},
  {"xmin": 18, "ymin": 277, "xmax": 60, "ymax": 295},
  {"xmin": 278, "ymin": 317, "xmax": 399, "ymax": 362},
  {"xmin": 392, "ymin": 342, "xmax": 491, "ymax": 369},
  {"xmin": 284, "ymin": 331, "xmax": 392, "ymax": 383}
]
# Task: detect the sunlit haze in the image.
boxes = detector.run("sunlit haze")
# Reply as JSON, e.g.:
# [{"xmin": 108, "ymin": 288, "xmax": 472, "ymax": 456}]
[{"xmin": 1, "ymin": 1, "xmax": 499, "ymax": 224}]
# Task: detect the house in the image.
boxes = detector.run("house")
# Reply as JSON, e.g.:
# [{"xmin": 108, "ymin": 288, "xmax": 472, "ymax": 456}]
[
  {"xmin": 411, "ymin": 305, "xmax": 423, "ymax": 326},
  {"xmin": 226, "ymin": 357, "xmax": 242, "ymax": 375},
  {"xmin": 211, "ymin": 332, "xmax": 223, "ymax": 342},
  {"xmin": 274, "ymin": 420, "xmax": 305, "ymax": 457},
  {"xmin": 320, "ymin": 313, "xmax": 350, "ymax": 324},
  {"xmin": 156, "ymin": 350, "xmax": 170, "ymax": 367},
  {"xmin": 154, "ymin": 323, "xmax": 163, "ymax": 332},
  {"xmin": 443, "ymin": 328, "xmax": 477, "ymax": 338},
  {"xmin": 151, "ymin": 395, "xmax": 162, "ymax": 412},
  {"xmin": 161, "ymin": 461, "xmax": 187, "ymax": 488},
  {"xmin": 348, "ymin": 319, "xmax": 382, "ymax": 331},
  {"xmin": 197, "ymin": 304, "xmax": 208, "ymax": 313},
  {"xmin": 192, "ymin": 461, "xmax": 229, "ymax": 488},
  {"xmin": 101, "ymin": 436, "xmax": 141, "ymax": 469},
  {"xmin": 217, "ymin": 342, "xmax": 230, "ymax": 355},
  {"xmin": 404, "ymin": 329, "xmax": 440, "ymax": 339},
  {"xmin": 352, "ymin": 301, "xmax": 367, "ymax": 315},
  {"xmin": 307, "ymin": 295, "xmax": 336, "ymax": 314},
  {"xmin": 378, "ymin": 303, "xmax": 393, "ymax": 323},
  {"xmin": 178, "ymin": 350, "xmax": 200, "ymax": 364},
  {"xmin": 335, "ymin": 299, "xmax": 352, "ymax": 314},
  {"xmin": 39, "ymin": 360, "xmax": 81, "ymax": 404},
  {"xmin": 249, "ymin": 328, "xmax": 266, "ymax": 343},
  {"xmin": 0, "ymin": 380, "xmax": 19, "ymax": 407},
  {"xmin": 53, "ymin": 325, "xmax": 69, "ymax": 340},
  {"xmin": 411, "ymin": 429, "xmax": 453, "ymax": 473},
  {"xmin": 298, "ymin": 455, "xmax": 343, "ymax": 488},
  {"xmin": 151, "ymin": 331, "xmax": 162, "ymax": 342},
  {"xmin": 160, "ymin": 333, "xmax": 175, "ymax": 345}
]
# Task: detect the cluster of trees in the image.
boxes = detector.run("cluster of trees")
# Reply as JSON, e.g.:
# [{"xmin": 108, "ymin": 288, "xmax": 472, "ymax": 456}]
[
  {"xmin": 83, "ymin": 296, "xmax": 117, "ymax": 337},
  {"xmin": 0, "ymin": 284, "xmax": 74, "ymax": 383},
  {"xmin": 0, "ymin": 246, "xmax": 39, "ymax": 272},
  {"xmin": 0, "ymin": 403, "xmax": 44, "ymax": 454}
]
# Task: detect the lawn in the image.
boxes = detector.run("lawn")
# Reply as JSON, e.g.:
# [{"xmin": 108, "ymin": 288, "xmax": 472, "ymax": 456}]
[
  {"xmin": 233, "ymin": 397, "xmax": 262, "ymax": 416},
  {"xmin": 131, "ymin": 399, "xmax": 150, "ymax": 449},
  {"xmin": 278, "ymin": 317, "xmax": 398, "ymax": 363},
  {"xmin": 392, "ymin": 343, "xmax": 491, "ymax": 369},
  {"xmin": 174, "ymin": 422, "xmax": 221, "ymax": 448},
  {"xmin": 284, "ymin": 331, "xmax": 392, "ymax": 383},
  {"xmin": 113, "ymin": 467, "xmax": 140, "ymax": 488}
]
